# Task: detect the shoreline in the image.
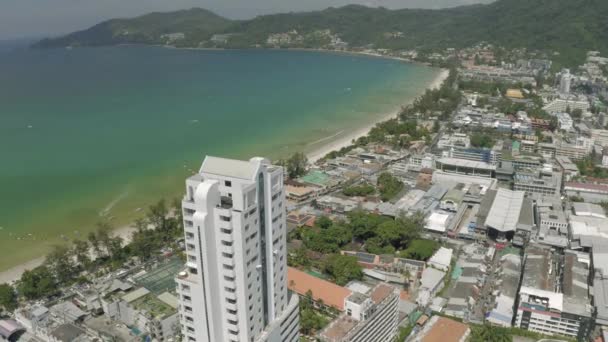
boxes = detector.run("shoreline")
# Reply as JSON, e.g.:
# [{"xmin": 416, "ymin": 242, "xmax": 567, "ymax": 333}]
[
  {"xmin": 0, "ymin": 223, "xmax": 138, "ymax": 284},
  {"xmin": 0, "ymin": 50, "xmax": 448, "ymax": 285},
  {"xmin": 307, "ymin": 67, "xmax": 449, "ymax": 163}
]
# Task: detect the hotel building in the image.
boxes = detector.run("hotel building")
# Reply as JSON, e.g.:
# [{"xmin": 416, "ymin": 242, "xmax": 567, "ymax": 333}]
[{"xmin": 175, "ymin": 156, "xmax": 299, "ymax": 342}]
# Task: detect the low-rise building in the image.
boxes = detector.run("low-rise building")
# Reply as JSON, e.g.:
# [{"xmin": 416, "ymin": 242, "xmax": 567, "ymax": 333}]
[
  {"xmin": 439, "ymin": 188, "xmax": 465, "ymax": 212},
  {"xmin": 318, "ymin": 283, "xmax": 399, "ymax": 342},
  {"xmin": 412, "ymin": 316, "xmax": 470, "ymax": 342},
  {"xmin": 417, "ymin": 268, "xmax": 446, "ymax": 306},
  {"xmin": 435, "ymin": 158, "xmax": 495, "ymax": 178},
  {"xmin": 285, "ymin": 184, "xmax": 316, "ymax": 203},
  {"xmin": 556, "ymin": 112, "xmax": 574, "ymax": 131},
  {"xmin": 536, "ymin": 198, "xmax": 569, "ymax": 248},
  {"xmin": 485, "ymin": 188, "xmax": 526, "ymax": 241},
  {"xmin": 590, "ymin": 129, "xmax": 608, "ymax": 147},
  {"xmin": 515, "ymin": 245, "xmax": 593, "ymax": 340},
  {"xmin": 425, "ymin": 212, "xmax": 451, "ymax": 234},
  {"xmin": 514, "ymin": 169, "xmax": 562, "ymax": 197},
  {"xmin": 437, "ymin": 133, "xmax": 471, "ymax": 150},
  {"xmin": 447, "ymin": 147, "xmax": 501, "ymax": 166},
  {"xmin": 287, "ymin": 267, "xmax": 352, "ymax": 313},
  {"xmin": 102, "ymin": 287, "xmax": 179, "ymax": 341},
  {"xmin": 555, "ymin": 156, "xmax": 579, "ymax": 181},
  {"xmin": 427, "ymin": 247, "xmax": 453, "ymax": 272},
  {"xmin": 564, "ymin": 182, "xmax": 608, "ymax": 203},
  {"xmin": 487, "ymin": 253, "xmax": 522, "ymax": 327},
  {"xmin": 543, "ymin": 99, "xmax": 590, "ymax": 114}
]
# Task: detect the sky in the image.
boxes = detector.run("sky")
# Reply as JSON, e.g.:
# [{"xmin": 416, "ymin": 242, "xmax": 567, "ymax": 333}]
[{"xmin": 0, "ymin": 0, "xmax": 493, "ymax": 40}]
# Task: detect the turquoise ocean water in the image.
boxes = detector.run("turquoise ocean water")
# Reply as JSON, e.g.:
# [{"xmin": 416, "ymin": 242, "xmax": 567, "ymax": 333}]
[{"xmin": 0, "ymin": 45, "xmax": 439, "ymax": 270}]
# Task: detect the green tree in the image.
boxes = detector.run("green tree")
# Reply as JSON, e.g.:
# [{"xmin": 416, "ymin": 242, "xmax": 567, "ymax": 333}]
[
  {"xmin": 323, "ymin": 254, "xmax": 363, "ymax": 286},
  {"xmin": 18, "ymin": 266, "xmax": 58, "ymax": 300},
  {"xmin": 377, "ymin": 173, "xmax": 404, "ymax": 202},
  {"xmin": 365, "ymin": 236, "xmax": 395, "ymax": 255},
  {"xmin": 400, "ymin": 239, "xmax": 439, "ymax": 261},
  {"xmin": 470, "ymin": 132, "xmax": 495, "ymax": 148},
  {"xmin": 0, "ymin": 283, "xmax": 18, "ymax": 312},
  {"xmin": 286, "ymin": 152, "xmax": 308, "ymax": 179},
  {"xmin": 316, "ymin": 216, "xmax": 333, "ymax": 229},
  {"xmin": 129, "ymin": 219, "xmax": 158, "ymax": 261},
  {"xmin": 470, "ymin": 324, "xmax": 512, "ymax": 342},
  {"xmin": 376, "ymin": 220, "xmax": 402, "ymax": 249},
  {"xmin": 287, "ymin": 248, "xmax": 311, "ymax": 268},
  {"xmin": 45, "ymin": 244, "xmax": 77, "ymax": 284},
  {"xmin": 299, "ymin": 306, "xmax": 328, "ymax": 335},
  {"xmin": 72, "ymin": 239, "xmax": 92, "ymax": 270},
  {"xmin": 398, "ymin": 212, "xmax": 423, "ymax": 244},
  {"xmin": 147, "ymin": 199, "xmax": 171, "ymax": 235},
  {"xmin": 347, "ymin": 210, "xmax": 388, "ymax": 241},
  {"xmin": 343, "ymin": 183, "xmax": 376, "ymax": 197},
  {"xmin": 87, "ymin": 230, "xmax": 102, "ymax": 258}
]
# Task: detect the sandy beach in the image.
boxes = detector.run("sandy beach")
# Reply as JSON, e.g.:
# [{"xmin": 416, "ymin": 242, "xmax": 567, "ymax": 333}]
[
  {"xmin": 0, "ymin": 67, "xmax": 449, "ymax": 286},
  {"xmin": 0, "ymin": 224, "xmax": 138, "ymax": 285},
  {"xmin": 307, "ymin": 68, "xmax": 449, "ymax": 163}
]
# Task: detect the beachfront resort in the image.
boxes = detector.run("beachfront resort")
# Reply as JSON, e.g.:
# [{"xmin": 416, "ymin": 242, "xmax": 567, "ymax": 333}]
[{"xmin": 2, "ymin": 20, "xmax": 608, "ymax": 342}]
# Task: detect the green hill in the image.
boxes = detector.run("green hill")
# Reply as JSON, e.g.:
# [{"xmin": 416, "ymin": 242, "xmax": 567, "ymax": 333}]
[
  {"xmin": 35, "ymin": 0, "xmax": 608, "ymax": 64},
  {"xmin": 34, "ymin": 8, "xmax": 232, "ymax": 48}
]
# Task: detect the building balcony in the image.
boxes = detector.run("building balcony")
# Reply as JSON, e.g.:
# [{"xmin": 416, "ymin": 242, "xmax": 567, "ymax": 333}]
[
  {"xmin": 221, "ymin": 244, "xmax": 234, "ymax": 255},
  {"xmin": 225, "ymin": 291, "xmax": 237, "ymax": 301},
  {"xmin": 225, "ymin": 301, "xmax": 237, "ymax": 311},
  {"xmin": 219, "ymin": 196, "xmax": 233, "ymax": 209},
  {"xmin": 222, "ymin": 257, "xmax": 234, "ymax": 267},
  {"xmin": 224, "ymin": 269, "xmax": 236, "ymax": 279},
  {"xmin": 221, "ymin": 233, "xmax": 233, "ymax": 243},
  {"xmin": 225, "ymin": 311, "xmax": 238, "ymax": 322}
]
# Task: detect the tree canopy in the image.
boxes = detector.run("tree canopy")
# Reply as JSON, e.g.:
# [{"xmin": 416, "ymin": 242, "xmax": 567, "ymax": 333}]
[
  {"xmin": 377, "ymin": 173, "xmax": 404, "ymax": 202},
  {"xmin": 18, "ymin": 266, "xmax": 58, "ymax": 300},
  {"xmin": 0, "ymin": 284, "xmax": 18, "ymax": 312},
  {"xmin": 323, "ymin": 254, "xmax": 363, "ymax": 286}
]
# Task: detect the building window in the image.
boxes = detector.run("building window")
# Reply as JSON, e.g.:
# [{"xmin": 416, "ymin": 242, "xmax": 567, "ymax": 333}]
[
  {"xmin": 225, "ymin": 180, "xmax": 232, "ymax": 187},
  {"xmin": 220, "ymin": 215, "xmax": 231, "ymax": 222}
]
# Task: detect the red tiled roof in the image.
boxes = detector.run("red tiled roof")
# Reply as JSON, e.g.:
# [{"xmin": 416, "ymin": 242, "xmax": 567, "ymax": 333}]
[
  {"xmin": 287, "ymin": 267, "xmax": 352, "ymax": 311},
  {"xmin": 565, "ymin": 182, "xmax": 608, "ymax": 191},
  {"xmin": 421, "ymin": 317, "xmax": 469, "ymax": 342}
]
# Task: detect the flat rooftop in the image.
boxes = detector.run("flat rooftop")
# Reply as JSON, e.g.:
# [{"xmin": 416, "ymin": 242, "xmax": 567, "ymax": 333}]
[
  {"xmin": 319, "ymin": 315, "xmax": 358, "ymax": 341},
  {"xmin": 437, "ymin": 158, "xmax": 496, "ymax": 170},
  {"xmin": 485, "ymin": 188, "xmax": 525, "ymax": 232},
  {"xmin": 521, "ymin": 244, "xmax": 555, "ymax": 291}
]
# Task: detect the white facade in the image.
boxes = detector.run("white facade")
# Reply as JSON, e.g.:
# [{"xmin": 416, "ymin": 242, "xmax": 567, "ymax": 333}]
[
  {"xmin": 176, "ymin": 156, "xmax": 299, "ymax": 342},
  {"xmin": 559, "ymin": 69, "xmax": 572, "ymax": 94},
  {"xmin": 319, "ymin": 284, "xmax": 399, "ymax": 342},
  {"xmin": 556, "ymin": 112, "xmax": 573, "ymax": 131}
]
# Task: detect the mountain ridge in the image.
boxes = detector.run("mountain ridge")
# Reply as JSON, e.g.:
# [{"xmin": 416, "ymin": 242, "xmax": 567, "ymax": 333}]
[{"xmin": 34, "ymin": 0, "xmax": 608, "ymax": 65}]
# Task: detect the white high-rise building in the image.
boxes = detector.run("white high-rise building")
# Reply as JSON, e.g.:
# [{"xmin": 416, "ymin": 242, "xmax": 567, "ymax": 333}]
[
  {"xmin": 559, "ymin": 68, "xmax": 572, "ymax": 94},
  {"xmin": 176, "ymin": 156, "xmax": 300, "ymax": 342}
]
